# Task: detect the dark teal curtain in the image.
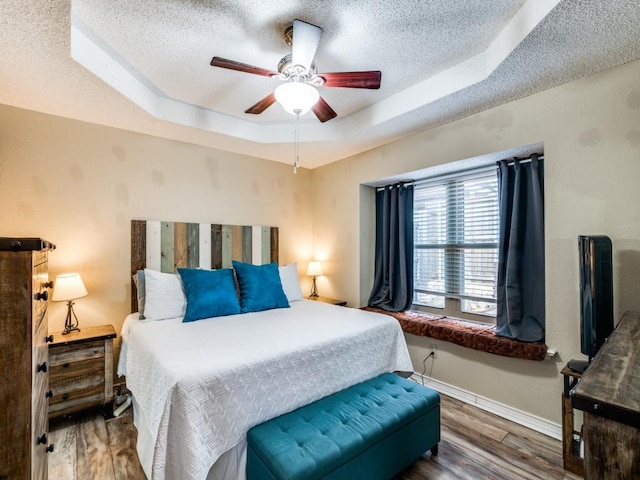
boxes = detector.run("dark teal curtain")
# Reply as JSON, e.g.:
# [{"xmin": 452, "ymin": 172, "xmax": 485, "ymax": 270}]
[
  {"xmin": 368, "ymin": 183, "xmax": 414, "ymax": 312},
  {"xmin": 496, "ymin": 155, "xmax": 545, "ymax": 342}
]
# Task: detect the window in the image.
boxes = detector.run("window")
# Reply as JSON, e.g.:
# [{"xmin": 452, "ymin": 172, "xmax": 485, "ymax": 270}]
[{"xmin": 413, "ymin": 166, "xmax": 499, "ymax": 322}]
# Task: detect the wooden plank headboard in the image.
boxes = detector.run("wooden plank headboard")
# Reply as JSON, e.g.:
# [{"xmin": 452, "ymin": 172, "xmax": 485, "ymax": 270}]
[{"xmin": 130, "ymin": 220, "xmax": 279, "ymax": 312}]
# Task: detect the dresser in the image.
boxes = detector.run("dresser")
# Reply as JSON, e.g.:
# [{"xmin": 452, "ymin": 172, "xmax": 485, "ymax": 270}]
[
  {"xmin": 48, "ymin": 325, "xmax": 116, "ymax": 419},
  {"xmin": 0, "ymin": 238, "xmax": 56, "ymax": 480}
]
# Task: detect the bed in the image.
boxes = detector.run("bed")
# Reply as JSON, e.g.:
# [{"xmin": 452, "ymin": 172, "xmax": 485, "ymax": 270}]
[{"xmin": 119, "ymin": 220, "xmax": 413, "ymax": 480}]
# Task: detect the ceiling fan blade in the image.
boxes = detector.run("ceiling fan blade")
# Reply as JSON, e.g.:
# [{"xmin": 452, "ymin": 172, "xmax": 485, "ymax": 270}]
[
  {"xmin": 312, "ymin": 96, "xmax": 337, "ymax": 123},
  {"xmin": 211, "ymin": 57, "xmax": 277, "ymax": 78},
  {"xmin": 292, "ymin": 19, "xmax": 323, "ymax": 71},
  {"xmin": 320, "ymin": 71, "xmax": 382, "ymax": 89},
  {"xmin": 245, "ymin": 92, "xmax": 276, "ymax": 114}
]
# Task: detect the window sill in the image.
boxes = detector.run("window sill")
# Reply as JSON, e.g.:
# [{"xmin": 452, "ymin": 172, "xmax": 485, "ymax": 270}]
[{"xmin": 362, "ymin": 307, "xmax": 547, "ymax": 361}]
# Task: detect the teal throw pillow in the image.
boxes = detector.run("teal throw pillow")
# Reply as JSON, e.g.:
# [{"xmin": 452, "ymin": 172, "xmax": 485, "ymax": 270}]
[
  {"xmin": 232, "ymin": 260, "xmax": 290, "ymax": 313},
  {"xmin": 178, "ymin": 268, "xmax": 241, "ymax": 322}
]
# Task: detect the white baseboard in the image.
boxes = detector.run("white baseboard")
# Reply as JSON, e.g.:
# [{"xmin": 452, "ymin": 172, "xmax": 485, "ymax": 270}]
[{"xmin": 410, "ymin": 372, "xmax": 562, "ymax": 440}]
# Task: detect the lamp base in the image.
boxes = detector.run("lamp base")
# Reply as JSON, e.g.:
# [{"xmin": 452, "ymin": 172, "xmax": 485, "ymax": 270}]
[
  {"xmin": 310, "ymin": 276, "xmax": 319, "ymax": 298},
  {"xmin": 62, "ymin": 325, "xmax": 81, "ymax": 335},
  {"xmin": 61, "ymin": 301, "xmax": 81, "ymax": 335}
]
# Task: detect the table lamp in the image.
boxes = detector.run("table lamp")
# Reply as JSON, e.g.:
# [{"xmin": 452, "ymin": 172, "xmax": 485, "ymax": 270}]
[
  {"xmin": 306, "ymin": 261, "xmax": 323, "ymax": 298},
  {"xmin": 52, "ymin": 273, "xmax": 88, "ymax": 335}
]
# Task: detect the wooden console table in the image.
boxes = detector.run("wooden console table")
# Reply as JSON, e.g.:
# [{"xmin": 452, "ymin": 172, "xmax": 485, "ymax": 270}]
[
  {"xmin": 561, "ymin": 365, "xmax": 584, "ymax": 476},
  {"xmin": 571, "ymin": 310, "xmax": 640, "ymax": 479}
]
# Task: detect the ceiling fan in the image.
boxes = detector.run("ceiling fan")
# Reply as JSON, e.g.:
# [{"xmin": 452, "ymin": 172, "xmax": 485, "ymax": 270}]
[{"xmin": 210, "ymin": 19, "xmax": 381, "ymax": 123}]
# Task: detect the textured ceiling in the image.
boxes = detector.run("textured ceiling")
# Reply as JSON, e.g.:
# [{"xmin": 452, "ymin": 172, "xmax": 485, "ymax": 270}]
[{"xmin": 1, "ymin": 1, "xmax": 640, "ymax": 169}]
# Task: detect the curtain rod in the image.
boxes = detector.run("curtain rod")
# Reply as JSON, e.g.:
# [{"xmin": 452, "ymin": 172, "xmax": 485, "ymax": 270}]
[
  {"xmin": 377, "ymin": 152, "xmax": 544, "ymax": 191},
  {"xmin": 375, "ymin": 181, "xmax": 414, "ymax": 191},
  {"xmin": 497, "ymin": 153, "xmax": 544, "ymax": 165}
]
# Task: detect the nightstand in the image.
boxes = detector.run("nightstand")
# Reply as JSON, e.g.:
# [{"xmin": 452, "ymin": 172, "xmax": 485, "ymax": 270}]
[
  {"xmin": 306, "ymin": 296, "xmax": 347, "ymax": 307},
  {"xmin": 48, "ymin": 324, "xmax": 117, "ymax": 419}
]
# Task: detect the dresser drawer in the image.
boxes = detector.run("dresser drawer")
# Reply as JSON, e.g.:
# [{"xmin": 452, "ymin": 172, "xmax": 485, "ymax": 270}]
[
  {"xmin": 32, "ymin": 259, "xmax": 49, "ymax": 337},
  {"xmin": 32, "ymin": 298, "xmax": 50, "ymax": 478},
  {"xmin": 33, "ymin": 314, "xmax": 49, "ymax": 402}
]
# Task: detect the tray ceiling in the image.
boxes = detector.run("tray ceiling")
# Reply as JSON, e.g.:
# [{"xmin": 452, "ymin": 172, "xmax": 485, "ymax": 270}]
[{"xmin": 2, "ymin": 1, "xmax": 640, "ymax": 168}]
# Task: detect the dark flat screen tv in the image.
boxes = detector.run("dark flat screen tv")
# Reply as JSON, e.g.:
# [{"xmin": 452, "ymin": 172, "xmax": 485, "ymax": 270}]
[{"xmin": 570, "ymin": 235, "xmax": 614, "ymax": 373}]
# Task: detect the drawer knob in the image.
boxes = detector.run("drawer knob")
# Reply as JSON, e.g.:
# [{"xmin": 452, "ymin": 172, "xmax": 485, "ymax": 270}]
[
  {"xmin": 37, "ymin": 362, "xmax": 48, "ymax": 373},
  {"xmin": 62, "ymin": 393, "xmax": 69, "ymax": 401},
  {"xmin": 37, "ymin": 433, "xmax": 48, "ymax": 445},
  {"xmin": 46, "ymin": 444, "xmax": 55, "ymax": 453},
  {"xmin": 62, "ymin": 362, "xmax": 69, "ymax": 369},
  {"xmin": 35, "ymin": 291, "xmax": 48, "ymax": 301},
  {"xmin": 43, "ymin": 280, "xmax": 54, "ymax": 289},
  {"xmin": 45, "ymin": 390, "xmax": 53, "ymax": 398},
  {"xmin": 45, "ymin": 334, "xmax": 54, "ymax": 343}
]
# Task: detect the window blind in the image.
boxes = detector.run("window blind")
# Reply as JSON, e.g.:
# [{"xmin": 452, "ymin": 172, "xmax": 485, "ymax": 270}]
[{"xmin": 414, "ymin": 166, "xmax": 499, "ymax": 305}]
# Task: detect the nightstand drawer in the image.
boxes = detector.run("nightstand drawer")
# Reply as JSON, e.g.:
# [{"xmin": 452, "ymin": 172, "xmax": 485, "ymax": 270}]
[
  {"xmin": 49, "ymin": 361, "xmax": 106, "ymax": 417},
  {"xmin": 49, "ymin": 355, "xmax": 105, "ymax": 383},
  {"xmin": 49, "ymin": 384, "xmax": 105, "ymax": 417},
  {"xmin": 50, "ymin": 372, "xmax": 104, "ymax": 400},
  {"xmin": 49, "ymin": 339, "xmax": 105, "ymax": 365}
]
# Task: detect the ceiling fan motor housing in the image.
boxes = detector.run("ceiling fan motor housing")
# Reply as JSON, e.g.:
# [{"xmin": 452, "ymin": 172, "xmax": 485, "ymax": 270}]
[{"xmin": 276, "ymin": 54, "xmax": 317, "ymax": 80}]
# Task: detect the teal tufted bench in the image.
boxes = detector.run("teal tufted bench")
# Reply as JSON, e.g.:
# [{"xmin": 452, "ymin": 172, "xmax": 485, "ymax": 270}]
[{"xmin": 246, "ymin": 373, "xmax": 440, "ymax": 480}]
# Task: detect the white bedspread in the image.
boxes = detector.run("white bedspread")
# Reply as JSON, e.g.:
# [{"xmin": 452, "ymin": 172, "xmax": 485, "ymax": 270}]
[{"xmin": 119, "ymin": 300, "xmax": 412, "ymax": 480}]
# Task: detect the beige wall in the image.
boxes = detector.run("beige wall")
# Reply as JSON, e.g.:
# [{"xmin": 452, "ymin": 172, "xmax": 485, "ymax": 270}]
[
  {"xmin": 312, "ymin": 58, "xmax": 640, "ymax": 424},
  {"xmin": 0, "ymin": 106, "xmax": 313, "ymax": 360}
]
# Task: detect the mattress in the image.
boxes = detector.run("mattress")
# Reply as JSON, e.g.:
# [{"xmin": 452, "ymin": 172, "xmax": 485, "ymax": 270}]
[{"xmin": 118, "ymin": 300, "xmax": 413, "ymax": 480}]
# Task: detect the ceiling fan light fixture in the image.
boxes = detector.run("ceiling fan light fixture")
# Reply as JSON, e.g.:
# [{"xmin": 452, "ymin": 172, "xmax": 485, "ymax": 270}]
[{"xmin": 275, "ymin": 81, "xmax": 319, "ymax": 116}]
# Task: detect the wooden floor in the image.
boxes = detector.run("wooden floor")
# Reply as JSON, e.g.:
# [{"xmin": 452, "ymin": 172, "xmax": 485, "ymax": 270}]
[{"xmin": 49, "ymin": 394, "xmax": 582, "ymax": 479}]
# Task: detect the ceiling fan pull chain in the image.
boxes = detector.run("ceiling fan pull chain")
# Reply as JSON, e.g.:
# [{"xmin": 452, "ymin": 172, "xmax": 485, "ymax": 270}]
[{"xmin": 294, "ymin": 115, "xmax": 300, "ymax": 174}]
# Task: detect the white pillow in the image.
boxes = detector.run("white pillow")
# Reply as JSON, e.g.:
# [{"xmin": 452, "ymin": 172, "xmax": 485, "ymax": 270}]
[
  {"xmin": 142, "ymin": 268, "xmax": 187, "ymax": 320},
  {"xmin": 278, "ymin": 263, "xmax": 303, "ymax": 302}
]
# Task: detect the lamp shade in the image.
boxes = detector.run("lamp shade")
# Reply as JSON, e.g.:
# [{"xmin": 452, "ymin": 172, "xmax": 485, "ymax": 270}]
[
  {"xmin": 52, "ymin": 273, "xmax": 88, "ymax": 302},
  {"xmin": 275, "ymin": 81, "xmax": 319, "ymax": 116},
  {"xmin": 306, "ymin": 261, "xmax": 323, "ymax": 277}
]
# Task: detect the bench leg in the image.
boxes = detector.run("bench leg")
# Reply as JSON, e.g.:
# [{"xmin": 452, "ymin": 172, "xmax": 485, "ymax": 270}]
[{"xmin": 430, "ymin": 444, "xmax": 439, "ymax": 456}]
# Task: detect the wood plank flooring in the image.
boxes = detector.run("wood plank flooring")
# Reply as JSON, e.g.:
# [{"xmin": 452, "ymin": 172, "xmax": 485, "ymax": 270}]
[
  {"xmin": 48, "ymin": 406, "xmax": 145, "ymax": 480},
  {"xmin": 48, "ymin": 394, "xmax": 583, "ymax": 479}
]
